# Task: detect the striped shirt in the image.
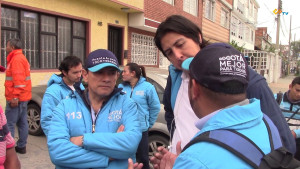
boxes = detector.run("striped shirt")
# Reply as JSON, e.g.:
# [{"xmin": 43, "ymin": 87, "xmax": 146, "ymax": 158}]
[{"xmin": 0, "ymin": 106, "xmax": 15, "ymax": 169}]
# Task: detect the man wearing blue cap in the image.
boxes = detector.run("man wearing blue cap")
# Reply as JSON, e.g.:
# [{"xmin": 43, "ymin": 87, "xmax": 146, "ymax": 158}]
[{"xmin": 47, "ymin": 49, "xmax": 142, "ymax": 169}]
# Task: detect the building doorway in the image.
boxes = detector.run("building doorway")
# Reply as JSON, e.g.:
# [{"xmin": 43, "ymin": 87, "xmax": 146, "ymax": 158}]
[{"xmin": 108, "ymin": 26, "xmax": 123, "ymax": 65}]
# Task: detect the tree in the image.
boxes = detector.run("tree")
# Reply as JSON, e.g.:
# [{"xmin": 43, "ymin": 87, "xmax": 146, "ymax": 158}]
[
  {"xmin": 291, "ymin": 41, "xmax": 300, "ymax": 59},
  {"xmin": 264, "ymin": 45, "xmax": 275, "ymax": 53},
  {"xmin": 229, "ymin": 40, "xmax": 244, "ymax": 52}
]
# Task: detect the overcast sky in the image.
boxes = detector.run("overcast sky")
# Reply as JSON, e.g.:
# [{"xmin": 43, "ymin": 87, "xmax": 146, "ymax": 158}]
[{"xmin": 257, "ymin": 0, "xmax": 300, "ymax": 45}]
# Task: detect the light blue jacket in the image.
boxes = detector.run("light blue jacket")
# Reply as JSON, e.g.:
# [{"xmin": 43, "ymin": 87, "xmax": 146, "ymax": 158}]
[
  {"xmin": 173, "ymin": 99, "xmax": 276, "ymax": 169},
  {"xmin": 47, "ymin": 88, "xmax": 142, "ymax": 169},
  {"xmin": 41, "ymin": 74, "xmax": 84, "ymax": 136},
  {"xmin": 118, "ymin": 77, "xmax": 160, "ymax": 131},
  {"xmin": 275, "ymin": 91, "xmax": 300, "ymax": 138}
]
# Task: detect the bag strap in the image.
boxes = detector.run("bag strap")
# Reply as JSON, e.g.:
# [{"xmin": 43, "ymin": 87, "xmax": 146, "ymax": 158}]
[
  {"xmin": 284, "ymin": 108, "xmax": 300, "ymax": 123},
  {"xmin": 276, "ymin": 92, "xmax": 283, "ymax": 105},
  {"xmin": 182, "ymin": 114, "xmax": 283, "ymax": 169}
]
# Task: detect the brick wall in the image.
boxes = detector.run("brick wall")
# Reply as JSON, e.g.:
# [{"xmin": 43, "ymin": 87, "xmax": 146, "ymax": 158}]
[
  {"xmin": 255, "ymin": 27, "xmax": 267, "ymax": 49},
  {"xmin": 144, "ymin": 0, "xmax": 203, "ymax": 28}
]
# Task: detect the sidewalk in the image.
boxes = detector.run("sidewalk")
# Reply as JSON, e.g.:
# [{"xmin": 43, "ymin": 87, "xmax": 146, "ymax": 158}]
[{"xmin": 268, "ymin": 74, "xmax": 296, "ymax": 94}]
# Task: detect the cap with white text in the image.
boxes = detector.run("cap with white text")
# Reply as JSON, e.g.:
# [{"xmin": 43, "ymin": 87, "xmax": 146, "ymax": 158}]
[
  {"xmin": 85, "ymin": 49, "xmax": 120, "ymax": 72},
  {"xmin": 182, "ymin": 43, "xmax": 249, "ymax": 94}
]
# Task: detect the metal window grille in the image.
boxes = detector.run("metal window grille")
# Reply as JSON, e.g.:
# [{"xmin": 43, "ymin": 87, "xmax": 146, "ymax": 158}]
[
  {"xmin": 21, "ymin": 11, "xmax": 39, "ymax": 68},
  {"xmin": 73, "ymin": 21, "xmax": 86, "ymax": 62},
  {"xmin": 1, "ymin": 6, "xmax": 86, "ymax": 69},
  {"xmin": 41, "ymin": 35, "xmax": 56, "ymax": 68},
  {"xmin": 131, "ymin": 33, "xmax": 158, "ymax": 65},
  {"xmin": 58, "ymin": 18, "xmax": 71, "ymax": 66},
  {"xmin": 243, "ymin": 50, "xmax": 268, "ymax": 71},
  {"xmin": 1, "ymin": 7, "xmax": 18, "ymax": 66}
]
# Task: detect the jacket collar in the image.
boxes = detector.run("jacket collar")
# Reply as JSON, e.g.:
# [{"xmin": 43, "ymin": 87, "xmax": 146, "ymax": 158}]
[
  {"xmin": 283, "ymin": 91, "xmax": 300, "ymax": 105},
  {"xmin": 7, "ymin": 49, "xmax": 23, "ymax": 64}
]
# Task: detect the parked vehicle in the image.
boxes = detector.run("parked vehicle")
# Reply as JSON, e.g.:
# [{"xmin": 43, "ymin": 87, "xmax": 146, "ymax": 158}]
[{"xmin": 27, "ymin": 71, "xmax": 170, "ymax": 160}]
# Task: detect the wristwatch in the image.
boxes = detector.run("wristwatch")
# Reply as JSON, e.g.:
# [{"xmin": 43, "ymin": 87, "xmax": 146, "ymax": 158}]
[{"xmin": 81, "ymin": 135, "xmax": 84, "ymax": 147}]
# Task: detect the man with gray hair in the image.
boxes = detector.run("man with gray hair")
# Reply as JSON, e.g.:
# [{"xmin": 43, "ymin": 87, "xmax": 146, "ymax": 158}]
[{"xmin": 4, "ymin": 38, "xmax": 32, "ymax": 154}]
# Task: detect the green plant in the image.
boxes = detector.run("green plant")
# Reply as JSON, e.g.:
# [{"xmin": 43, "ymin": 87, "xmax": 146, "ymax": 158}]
[{"xmin": 229, "ymin": 40, "xmax": 245, "ymax": 52}]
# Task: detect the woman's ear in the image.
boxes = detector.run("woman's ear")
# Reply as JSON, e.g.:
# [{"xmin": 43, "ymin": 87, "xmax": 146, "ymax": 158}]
[{"xmin": 131, "ymin": 71, "xmax": 136, "ymax": 78}]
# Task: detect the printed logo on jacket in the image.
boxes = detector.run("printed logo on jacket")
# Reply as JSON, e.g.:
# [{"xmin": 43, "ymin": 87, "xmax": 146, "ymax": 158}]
[
  {"xmin": 108, "ymin": 109, "xmax": 122, "ymax": 122},
  {"xmin": 135, "ymin": 91, "xmax": 144, "ymax": 96}
]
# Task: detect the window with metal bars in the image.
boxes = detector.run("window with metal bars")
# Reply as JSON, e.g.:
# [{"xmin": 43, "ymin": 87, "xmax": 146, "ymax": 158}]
[
  {"xmin": 1, "ymin": 6, "xmax": 86, "ymax": 69},
  {"xmin": 131, "ymin": 33, "xmax": 158, "ymax": 66}
]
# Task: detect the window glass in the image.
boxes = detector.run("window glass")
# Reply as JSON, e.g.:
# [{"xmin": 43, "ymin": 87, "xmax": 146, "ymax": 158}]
[
  {"xmin": 73, "ymin": 38, "xmax": 85, "ymax": 62},
  {"xmin": 73, "ymin": 20, "xmax": 85, "ymax": 38},
  {"xmin": 163, "ymin": 0, "xmax": 174, "ymax": 5},
  {"xmin": 1, "ymin": 6, "xmax": 87, "ymax": 69},
  {"xmin": 205, "ymin": 0, "xmax": 215, "ymax": 20},
  {"xmin": 41, "ymin": 15, "xmax": 56, "ymax": 33},
  {"xmin": 21, "ymin": 11, "xmax": 39, "ymax": 68},
  {"xmin": 183, "ymin": 0, "xmax": 198, "ymax": 16},
  {"xmin": 1, "ymin": 7, "xmax": 18, "ymax": 28},
  {"xmin": 41, "ymin": 35, "xmax": 56, "ymax": 68},
  {"xmin": 1, "ymin": 30, "xmax": 18, "ymax": 66},
  {"xmin": 58, "ymin": 18, "xmax": 71, "ymax": 65}
]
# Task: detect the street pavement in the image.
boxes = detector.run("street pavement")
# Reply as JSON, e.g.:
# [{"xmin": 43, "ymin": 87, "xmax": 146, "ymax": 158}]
[
  {"xmin": 15, "ymin": 73, "xmax": 297, "ymax": 169},
  {"xmin": 268, "ymin": 74, "xmax": 296, "ymax": 94},
  {"xmin": 16, "ymin": 134, "xmax": 54, "ymax": 169}
]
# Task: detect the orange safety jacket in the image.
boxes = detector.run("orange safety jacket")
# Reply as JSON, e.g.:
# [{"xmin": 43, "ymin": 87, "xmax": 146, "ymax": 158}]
[{"xmin": 5, "ymin": 49, "xmax": 32, "ymax": 102}]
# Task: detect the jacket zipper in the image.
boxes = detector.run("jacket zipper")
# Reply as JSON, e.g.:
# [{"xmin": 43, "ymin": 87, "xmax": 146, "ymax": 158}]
[
  {"xmin": 92, "ymin": 111, "xmax": 100, "ymax": 133},
  {"xmin": 130, "ymin": 87, "xmax": 134, "ymax": 98}
]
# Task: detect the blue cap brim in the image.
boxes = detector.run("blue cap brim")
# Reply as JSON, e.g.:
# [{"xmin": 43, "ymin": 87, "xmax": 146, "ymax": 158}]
[
  {"xmin": 88, "ymin": 63, "xmax": 120, "ymax": 72},
  {"xmin": 182, "ymin": 57, "xmax": 194, "ymax": 71}
]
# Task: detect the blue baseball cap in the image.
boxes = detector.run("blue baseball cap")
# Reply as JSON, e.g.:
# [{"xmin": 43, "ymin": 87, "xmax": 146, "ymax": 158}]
[
  {"xmin": 182, "ymin": 43, "xmax": 249, "ymax": 94},
  {"xmin": 85, "ymin": 49, "xmax": 120, "ymax": 72}
]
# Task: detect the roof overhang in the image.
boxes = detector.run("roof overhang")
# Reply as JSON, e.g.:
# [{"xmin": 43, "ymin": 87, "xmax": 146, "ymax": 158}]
[{"xmin": 129, "ymin": 13, "xmax": 160, "ymax": 33}]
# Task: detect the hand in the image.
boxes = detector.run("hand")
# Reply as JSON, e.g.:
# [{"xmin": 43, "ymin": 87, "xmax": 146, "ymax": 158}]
[
  {"xmin": 150, "ymin": 141, "xmax": 182, "ymax": 169},
  {"xmin": 70, "ymin": 136, "xmax": 83, "ymax": 147},
  {"xmin": 117, "ymin": 125, "xmax": 125, "ymax": 133},
  {"xmin": 10, "ymin": 99, "xmax": 19, "ymax": 108},
  {"xmin": 0, "ymin": 65, "xmax": 5, "ymax": 72},
  {"xmin": 128, "ymin": 158, "xmax": 143, "ymax": 169},
  {"xmin": 292, "ymin": 130, "xmax": 297, "ymax": 139}
]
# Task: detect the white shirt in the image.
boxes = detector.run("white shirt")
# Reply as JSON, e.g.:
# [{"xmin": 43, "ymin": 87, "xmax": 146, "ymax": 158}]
[
  {"xmin": 170, "ymin": 72, "xmax": 200, "ymax": 153},
  {"xmin": 68, "ymin": 85, "xmax": 75, "ymax": 91}
]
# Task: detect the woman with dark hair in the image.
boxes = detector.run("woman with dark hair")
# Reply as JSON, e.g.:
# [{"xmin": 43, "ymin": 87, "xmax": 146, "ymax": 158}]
[{"xmin": 118, "ymin": 63, "xmax": 160, "ymax": 169}]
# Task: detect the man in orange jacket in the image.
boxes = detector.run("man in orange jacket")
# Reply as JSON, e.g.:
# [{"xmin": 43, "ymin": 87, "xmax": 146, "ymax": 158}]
[{"xmin": 4, "ymin": 38, "xmax": 32, "ymax": 154}]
